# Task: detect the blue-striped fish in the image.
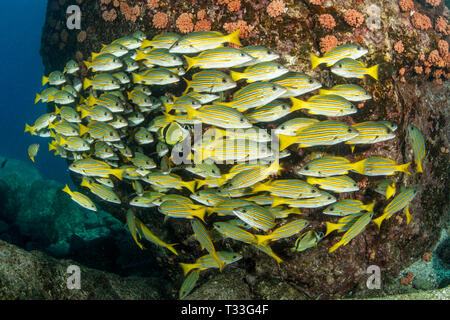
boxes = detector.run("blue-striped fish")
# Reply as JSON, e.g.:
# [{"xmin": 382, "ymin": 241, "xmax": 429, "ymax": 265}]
[
  {"xmin": 130, "ymin": 191, "xmax": 164, "ymax": 208},
  {"xmin": 236, "ymin": 46, "xmax": 280, "ymax": 67},
  {"xmin": 143, "ymin": 172, "xmax": 196, "ymax": 193},
  {"xmin": 252, "ymin": 242, "xmax": 283, "ymax": 264},
  {"xmin": 35, "ymin": 87, "xmax": 59, "ymax": 104},
  {"xmin": 47, "ymin": 121, "xmax": 79, "ymax": 137},
  {"xmin": 84, "ymin": 53, "xmax": 122, "ymax": 72},
  {"xmin": 94, "ymin": 141, "xmax": 114, "ymax": 159},
  {"xmin": 275, "ymin": 118, "xmax": 320, "ymax": 136},
  {"xmin": 80, "ymin": 177, "xmax": 121, "ymax": 204},
  {"xmin": 279, "ymin": 121, "xmax": 359, "ymax": 150},
  {"xmin": 231, "ymin": 62, "xmax": 289, "ymax": 83},
  {"xmin": 379, "ymin": 121, "xmax": 398, "ymax": 132},
  {"xmin": 132, "ymin": 30, "xmax": 146, "ymax": 41},
  {"xmin": 202, "ymin": 127, "xmax": 271, "ymax": 143},
  {"xmin": 408, "ymin": 125, "xmax": 426, "ymax": 173},
  {"xmin": 196, "ymin": 139, "xmax": 272, "ymax": 163},
  {"xmin": 213, "ymin": 222, "xmax": 257, "ymax": 244},
  {"xmin": 84, "ymin": 73, "xmax": 121, "ymax": 91},
  {"xmin": 323, "ymin": 199, "xmax": 375, "ymax": 216},
  {"xmin": 267, "ymin": 206, "xmax": 303, "ymax": 219},
  {"xmin": 217, "ymin": 82, "xmax": 287, "ymax": 111},
  {"xmin": 112, "ymin": 36, "xmax": 142, "ymax": 50},
  {"xmin": 62, "ymin": 184, "xmax": 97, "ymax": 211},
  {"xmin": 207, "ymin": 199, "xmax": 254, "ymax": 216},
  {"xmin": 184, "ymin": 47, "xmax": 253, "ymax": 71},
  {"xmin": 63, "ymin": 60, "xmax": 80, "ymax": 74},
  {"xmin": 88, "ymin": 93, "xmax": 124, "ymax": 113},
  {"xmin": 346, "ymin": 121, "xmax": 395, "ymax": 152},
  {"xmin": 244, "ymin": 100, "xmax": 292, "ymax": 123},
  {"xmin": 290, "ymin": 94, "xmax": 356, "ymax": 117},
  {"xmin": 331, "ymin": 58, "xmax": 378, "ymax": 80},
  {"xmin": 69, "ymin": 158, "xmax": 124, "ymax": 180},
  {"xmin": 153, "ymin": 194, "xmax": 197, "ymax": 207},
  {"xmin": 191, "ymin": 219, "xmax": 224, "ymax": 271},
  {"xmin": 141, "ymin": 32, "xmax": 181, "ymax": 49},
  {"xmin": 53, "ymin": 134, "xmax": 90, "ymax": 152},
  {"xmin": 233, "ymin": 205, "xmax": 276, "ymax": 231},
  {"xmin": 48, "ymin": 90, "xmax": 76, "ymax": 105},
  {"xmin": 319, "ymin": 84, "xmax": 372, "ymax": 102},
  {"xmin": 179, "ymin": 269, "xmax": 200, "ymax": 299},
  {"xmin": 135, "ymin": 48, "xmax": 183, "ymax": 67},
  {"xmin": 186, "ymin": 104, "xmax": 252, "ymax": 129},
  {"xmin": 27, "ymin": 144, "xmax": 39, "ymax": 162},
  {"xmin": 186, "ymin": 160, "xmax": 221, "ymax": 179},
  {"xmin": 306, "ymin": 175, "xmax": 359, "ymax": 193},
  {"xmin": 169, "ymin": 30, "xmax": 241, "ymax": 54},
  {"xmin": 310, "ymin": 44, "xmax": 368, "ymax": 69},
  {"xmin": 62, "ymin": 85, "xmax": 78, "ymax": 97},
  {"xmin": 271, "ymin": 72, "xmax": 322, "ymax": 98},
  {"xmin": 297, "ymin": 156, "xmax": 366, "ymax": 177},
  {"xmin": 375, "ymin": 179, "xmax": 396, "ymax": 199},
  {"xmin": 184, "ymin": 70, "xmax": 236, "ymax": 93},
  {"xmin": 133, "ymin": 68, "xmax": 180, "ymax": 85},
  {"xmin": 93, "ymin": 44, "xmax": 129, "ymax": 58},
  {"xmin": 373, "ymin": 187, "xmax": 417, "ymax": 227},
  {"xmin": 126, "ymin": 209, "xmax": 143, "ymax": 249},
  {"xmin": 79, "ymin": 121, "xmax": 121, "ymax": 141},
  {"xmin": 164, "ymin": 95, "xmax": 201, "ymax": 112},
  {"xmin": 190, "ymin": 189, "xmax": 227, "ymax": 207},
  {"xmin": 127, "ymin": 89, "xmax": 152, "ymax": 107},
  {"xmin": 225, "ymin": 160, "xmax": 279, "ymax": 190},
  {"xmin": 158, "ymin": 200, "xmax": 206, "ymax": 222},
  {"xmin": 134, "ymin": 127, "xmax": 154, "ymax": 145},
  {"xmin": 81, "ymin": 105, "xmax": 113, "ymax": 122},
  {"xmin": 329, "ymin": 211, "xmax": 373, "ymax": 253},
  {"xmin": 179, "ymin": 251, "xmax": 242, "ymax": 276},
  {"xmin": 135, "ymin": 218, "xmax": 178, "ymax": 255},
  {"xmin": 184, "ymin": 91, "xmax": 219, "ymax": 104},
  {"xmin": 108, "ymin": 114, "xmax": 128, "ymax": 129},
  {"xmin": 360, "ymin": 157, "xmax": 411, "ymax": 176},
  {"xmin": 272, "ymin": 191, "xmax": 336, "ymax": 208},
  {"xmin": 54, "ymin": 106, "xmax": 80, "ymax": 123},
  {"xmin": 128, "ymin": 152, "xmax": 156, "ymax": 169},
  {"xmin": 122, "ymin": 56, "xmax": 139, "ymax": 72},
  {"xmin": 324, "ymin": 212, "xmax": 366, "ymax": 237},
  {"xmin": 42, "ymin": 71, "xmax": 66, "ymax": 86},
  {"xmin": 253, "ymin": 179, "xmax": 319, "ymax": 199},
  {"xmin": 255, "ymin": 219, "xmax": 309, "ymax": 244}
]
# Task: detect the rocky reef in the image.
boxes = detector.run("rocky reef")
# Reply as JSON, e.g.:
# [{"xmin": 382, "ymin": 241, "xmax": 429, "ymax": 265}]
[{"xmin": 30, "ymin": 0, "xmax": 450, "ymax": 299}]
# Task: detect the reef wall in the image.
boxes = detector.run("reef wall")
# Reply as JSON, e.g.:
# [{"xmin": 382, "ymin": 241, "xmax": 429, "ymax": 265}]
[{"xmin": 37, "ymin": 0, "xmax": 449, "ymax": 298}]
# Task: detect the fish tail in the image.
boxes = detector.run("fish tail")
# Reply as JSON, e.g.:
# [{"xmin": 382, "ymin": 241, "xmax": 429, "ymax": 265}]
[
  {"xmin": 397, "ymin": 162, "xmax": 412, "ymax": 175},
  {"xmin": 404, "ymin": 205, "xmax": 412, "ymax": 225},
  {"xmin": 91, "ymin": 52, "xmax": 99, "ymax": 60},
  {"xmin": 162, "ymin": 111, "xmax": 175, "ymax": 122},
  {"xmin": 306, "ymin": 177, "xmax": 318, "ymax": 185},
  {"xmin": 29, "ymin": 155, "xmax": 35, "ymax": 163},
  {"xmin": 192, "ymin": 207, "xmax": 206, "ymax": 223},
  {"xmin": 230, "ymin": 70, "xmax": 244, "ymax": 82},
  {"xmin": 292, "ymin": 208, "xmax": 303, "ymax": 215},
  {"xmin": 290, "ymin": 97, "xmax": 308, "ymax": 111},
  {"xmin": 318, "ymin": 89, "xmax": 330, "ymax": 95},
  {"xmin": 34, "ymin": 93, "xmax": 41, "ymax": 104},
  {"xmin": 135, "ymin": 50, "xmax": 146, "ymax": 61},
  {"xmin": 310, "ymin": 53, "xmax": 322, "ymax": 69},
  {"xmin": 179, "ymin": 263, "xmax": 196, "ymax": 276},
  {"xmin": 372, "ymin": 215, "xmax": 385, "ymax": 229},
  {"xmin": 351, "ymin": 159, "xmax": 366, "ymax": 174},
  {"xmin": 111, "ymin": 168, "xmax": 124, "ymax": 180},
  {"xmin": 416, "ymin": 161, "xmax": 423, "ymax": 173},
  {"xmin": 363, "ymin": 201, "xmax": 375, "ymax": 212},
  {"xmin": 140, "ymin": 39, "xmax": 152, "ymax": 49},
  {"xmin": 328, "ymin": 239, "xmax": 344, "ymax": 253},
  {"xmin": 350, "ymin": 144, "xmax": 356, "ymax": 153},
  {"xmin": 278, "ymin": 134, "xmax": 297, "ymax": 151},
  {"xmin": 184, "ymin": 180, "xmax": 197, "ymax": 193},
  {"xmin": 48, "ymin": 142, "xmax": 55, "ymax": 151},
  {"xmin": 386, "ymin": 184, "xmax": 396, "ymax": 199},
  {"xmin": 80, "ymin": 177, "xmax": 90, "ymax": 188},
  {"xmin": 271, "ymin": 196, "xmax": 286, "ymax": 207},
  {"xmin": 367, "ymin": 64, "xmax": 378, "ymax": 81},
  {"xmin": 78, "ymin": 124, "xmax": 89, "ymax": 136},
  {"xmin": 184, "ymin": 55, "xmax": 196, "ymax": 72},
  {"xmin": 182, "ymin": 77, "xmax": 191, "ymax": 95},
  {"xmin": 213, "ymin": 252, "xmax": 225, "ymax": 272},
  {"xmin": 83, "ymin": 78, "xmax": 92, "ymax": 90},
  {"xmin": 185, "ymin": 106, "xmax": 197, "ymax": 119},
  {"xmin": 54, "ymin": 105, "xmax": 61, "ymax": 115},
  {"xmin": 206, "ymin": 206, "xmax": 215, "ymax": 216},
  {"xmin": 87, "ymin": 95, "xmax": 96, "ymax": 106},
  {"xmin": 62, "ymin": 184, "xmax": 72, "ymax": 196},
  {"xmin": 24, "ymin": 123, "xmax": 33, "ymax": 134},
  {"xmin": 252, "ymin": 182, "xmax": 267, "ymax": 193},
  {"xmin": 80, "ymin": 108, "xmax": 89, "ymax": 119},
  {"xmin": 166, "ymin": 243, "xmax": 179, "ymax": 256},
  {"xmin": 132, "ymin": 73, "xmax": 142, "ymax": 84},
  {"xmin": 42, "ymin": 76, "xmax": 48, "ymax": 86},
  {"xmin": 255, "ymin": 234, "xmax": 272, "ymax": 245},
  {"xmin": 267, "ymin": 159, "xmax": 280, "ymax": 174},
  {"xmin": 83, "ymin": 60, "xmax": 91, "ymax": 69},
  {"xmin": 325, "ymin": 222, "xmax": 342, "ymax": 237},
  {"xmin": 226, "ymin": 29, "xmax": 242, "ymax": 47}
]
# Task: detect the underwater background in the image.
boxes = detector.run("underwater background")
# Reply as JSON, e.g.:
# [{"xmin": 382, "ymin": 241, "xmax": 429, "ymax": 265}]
[{"xmin": 0, "ymin": 0, "xmax": 449, "ymax": 300}]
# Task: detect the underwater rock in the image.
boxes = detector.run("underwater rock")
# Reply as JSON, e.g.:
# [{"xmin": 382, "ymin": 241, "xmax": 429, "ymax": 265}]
[{"xmin": 0, "ymin": 240, "xmax": 170, "ymax": 299}]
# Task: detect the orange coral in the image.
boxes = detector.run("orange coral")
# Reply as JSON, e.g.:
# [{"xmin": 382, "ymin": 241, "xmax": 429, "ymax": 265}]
[
  {"xmin": 399, "ymin": 0, "xmax": 414, "ymax": 12},
  {"xmin": 422, "ymin": 252, "xmax": 432, "ymax": 262},
  {"xmin": 120, "ymin": 1, "xmax": 140, "ymax": 23},
  {"xmin": 197, "ymin": 9, "xmax": 206, "ymax": 20},
  {"xmin": 427, "ymin": 50, "xmax": 445, "ymax": 67},
  {"xmin": 227, "ymin": 0, "xmax": 241, "ymax": 12},
  {"xmin": 77, "ymin": 30, "xmax": 87, "ymax": 43},
  {"xmin": 394, "ymin": 41, "xmax": 404, "ymax": 54},
  {"xmin": 309, "ymin": 0, "xmax": 323, "ymax": 5},
  {"xmin": 438, "ymin": 40, "xmax": 448, "ymax": 58},
  {"xmin": 102, "ymin": 8, "xmax": 117, "ymax": 21},
  {"xmin": 195, "ymin": 19, "xmax": 212, "ymax": 32},
  {"xmin": 223, "ymin": 20, "xmax": 254, "ymax": 39},
  {"xmin": 320, "ymin": 35, "xmax": 338, "ymax": 53},
  {"xmin": 400, "ymin": 272, "xmax": 414, "ymax": 286},
  {"xmin": 267, "ymin": 0, "xmax": 285, "ymax": 18},
  {"xmin": 147, "ymin": 0, "xmax": 159, "ymax": 10},
  {"xmin": 318, "ymin": 14, "xmax": 336, "ymax": 30},
  {"xmin": 411, "ymin": 12, "xmax": 432, "ymax": 30},
  {"xmin": 153, "ymin": 12, "xmax": 168, "ymax": 29},
  {"xmin": 425, "ymin": 0, "xmax": 441, "ymax": 6},
  {"xmin": 176, "ymin": 13, "xmax": 194, "ymax": 33},
  {"xmin": 344, "ymin": 9, "xmax": 364, "ymax": 28},
  {"xmin": 399, "ymin": 67, "xmax": 406, "ymax": 76},
  {"xmin": 414, "ymin": 66, "xmax": 423, "ymax": 74},
  {"xmin": 435, "ymin": 17, "xmax": 448, "ymax": 35}
]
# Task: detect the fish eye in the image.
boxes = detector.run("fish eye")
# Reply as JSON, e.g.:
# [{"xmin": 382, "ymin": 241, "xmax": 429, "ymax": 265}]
[
  {"xmin": 347, "ymin": 128, "xmax": 352, "ymax": 133},
  {"xmin": 309, "ymin": 79, "xmax": 313, "ymax": 84},
  {"xmin": 277, "ymin": 66, "xmax": 281, "ymax": 69},
  {"xmin": 329, "ymin": 208, "xmax": 334, "ymax": 211},
  {"xmin": 328, "ymin": 196, "xmax": 332, "ymax": 200},
  {"xmin": 338, "ymin": 64, "xmax": 342, "ymax": 68},
  {"xmin": 110, "ymin": 132, "xmax": 113, "ymax": 136},
  {"xmin": 312, "ymin": 189, "xmax": 316, "ymax": 193},
  {"xmin": 222, "ymin": 78, "xmax": 227, "ymax": 83},
  {"xmin": 169, "ymin": 75, "xmax": 173, "ymax": 78},
  {"xmin": 304, "ymin": 166, "xmax": 309, "ymax": 170},
  {"xmin": 266, "ymin": 50, "xmax": 271, "ymax": 54},
  {"xmin": 240, "ymin": 53, "xmax": 245, "ymax": 57},
  {"xmin": 272, "ymin": 86, "xmax": 277, "ymax": 91},
  {"xmin": 241, "ymin": 209, "xmax": 247, "ymax": 213}
]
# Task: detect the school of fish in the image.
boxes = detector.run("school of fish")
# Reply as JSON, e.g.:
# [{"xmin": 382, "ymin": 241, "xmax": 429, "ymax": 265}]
[{"xmin": 25, "ymin": 29, "xmax": 426, "ymax": 299}]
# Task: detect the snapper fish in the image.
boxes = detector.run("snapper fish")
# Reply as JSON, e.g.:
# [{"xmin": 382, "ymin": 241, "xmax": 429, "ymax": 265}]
[
  {"xmin": 179, "ymin": 269, "xmax": 201, "ymax": 300},
  {"xmin": 290, "ymin": 94, "xmax": 356, "ymax": 117},
  {"xmin": 35, "ymin": 87, "xmax": 59, "ymax": 104},
  {"xmin": 306, "ymin": 175, "xmax": 359, "ymax": 193},
  {"xmin": 319, "ymin": 84, "xmax": 372, "ymax": 102},
  {"xmin": 62, "ymin": 184, "xmax": 97, "ymax": 212},
  {"xmin": 359, "ymin": 157, "xmax": 411, "ymax": 176},
  {"xmin": 184, "ymin": 70, "xmax": 236, "ymax": 93},
  {"xmin": 191, "ymin": 219, "xmax": 224, "ymax": 271},
  {"xmin": 111, "ymin": 36, "xmax": 142, "ymax": 50},
  {"xmin": 271, "ymin": 190, "xmax": 336, "ymax": 208},
  {"xmin": 84, "ymin": 53, "xmax": 123, "ymax": 72},
  {"xmin": 230, "ymin": 61, "xmax": 289, "ymax": 83},
  {"xmin": 184, "ymin": 47, "xmax": 254, "ymax": 71},
  {"xmin": 141, "ymin": 32, "xmax": 181, "ymax": 49},
  {"xmin": 375, "ymin": 179, "xmax": 396, "ymax": 199},
  {"xmin": 271, "ymin": 72, "xmax": 322, "ymax": 98},
  {"xmin": 373, "ymin": 187, "xmax": 418, "ymax": 227},
  {"xmin": 80, "ymin": 177, "xmax": 121, "ymax": 204},
  {"xmin": 63, "ymin": 60, "xmax": 80, "ymax": 74},
  {"xmin": 69, "ymin": 158, "xmax": 124, "ymax": 180},
  {"xmin": 408, "ymin": 125, "xmax": 426, "ymax": 173},
  {"xmin": 323, "ymin": 199, "xmax": 375, "ymax": 216},
  {"xmin": 92, "ymin": 43, "xmax": 129, "ymax": 58},
  {"xmin": 42, "ymin": 71, "xmax": 66, "ymax": 86},
  {"xmin": 185, "ymin": 104, "xmax": 252, "ymax": 129},
  {"xmin": 24, "ymin": 113, "xmax": 57, "ymax": 134},
  {"xmin": 135, "ymin": 48, "xmax": 183, "ymax": 67},
  {"xmin": 297, "ymin": 156, "xmax": 366, "ymax": 177},
  {"xmin": 27, "ymin": 144, "xmax": 40, "ymax": 162},
  {"xmin": 310, "ymin": 44, "xmax": 368, "ymax": 69},
  {"xmin": 84, "ymin": 73, "xmax": 121, "ymax": 91},
  {"xmin": 255, "ymin": 218, "xmax": 309, "ymax": 245},
  {"xmin": 237, "ymin": 46, "xmax": 280, "ymax": 67},
  {"xmin": 169, "ymin": 30, "xmax": 241, "ymax": 54},
  {"xmin": 179, "ymin": 251, "xmax": 242, "ymax": 276},
  {"xmin": 331, "ymin": 58, "xmax": 378, "ymax": 80},
  {"xmin": 133, "ymin": 68, "xmax": 180, "ymax": 85},
  {"xmin": 135, "ymin": 218, "xmax": 178, "ymax": 255}
]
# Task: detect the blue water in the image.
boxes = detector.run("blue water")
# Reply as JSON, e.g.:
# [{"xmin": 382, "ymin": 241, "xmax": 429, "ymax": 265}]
[{"xmin": 0, "ymin": 0, "xmax": 70, "ymax": 183}]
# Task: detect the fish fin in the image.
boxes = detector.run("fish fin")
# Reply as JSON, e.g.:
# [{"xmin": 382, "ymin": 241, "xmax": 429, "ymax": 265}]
[
  {"xmin": 306, "ymin": 177, "xmax": 318, "ymax": 185},
  {"xmin": 367, "ymin": 64, "xmax": 378, "ymax": 81},
  {"xmin": 225, "ymin": 29, "xmax": 242, "ymax": 47},
  {"xmin": 386, "ymin": 184, "xmax": 396, "ymax": 199},
  {"xmin": 185, "ymin": 106, "xmax": 197, "ymax": 119},
  {"xmin": 48, "ymin": 142, "xmax": 56, "ymax": 151},
  {"xmin": 255, "ymin": 234, "xmax": 272, "ymax": 245},
  {"xmin": 83, "ymin": 78, "xmax": 92, "ymax": 90},
  {"xmin": 184, "ymin": 55, "xmax": 196, "ymax": 72},
  {"xmin": 324, "ymin": 222, "xmax": 343, "ymax": 237},
  {"xmin": 132, "ymin": 73, "xmax": 142, "ymax": 84},
  {"xmin": 80, "ymin": 177, "xmax": 90, "ymax": 188},
  {"xmin": 54, "ymin": 105, "xmax": 61, "ymax": 115},
  {"xmin": 184, "ymin": 180, "xmax": 197, "ymax": 194},
  {"xmin": 310, "ymin": 53, "xmax": 322, "ymax": 69},
  {"xmin": 290, "ymin": 97, "xmax": 308, "ymax": 111},
  {"xmin": 29, "ymin": 156, "xmax": 35, "ymax": 163},
  {"xmin": 212, "ymin": 252, "xmax": 224, "ymax": 272},
  {"xmin": 182, "ymin": 78, "xmax": 191, "ymax": 95},
  {"xmin": 230, "ymin": 70, "xmax": 243, "ymax": 82},
  {"xmin": 278, "ymin": 134, "xmax": 297, "ymax": 151},
  {"xmin": 87, "ymin": 95, "xmax": 97, "ymax": 106},
  {"xmin": 350, "ymin": 159, "xmax": 366, "ymax": 174},
  {"xmin": 163, "ymin": 103, "xmax": 173, "ymax": 113},
  {"xmin": 328, "ymin": 239, "xmax": 344, "ymax": 253},
  {"xmin": 42, "ymin": 76, "xmax": 48, "ymax": 86},
  {"xmin": 83, "ymin": 60, "xmax": 91, "ymax": 69},
  {"xmin": 91, "ymin": 52, "xmax": 99, "ymax": 60},
  {"xmin": 266, "ymin": 159, "xmax": 280, "ymax": 174},
  {"xmin": 397, "ymin": 162, "xmax": 412, "ymax": 175},
  {"xmin": 140, "ymin": 39, "xmax": 152, "ymax": 49},
  {"xmin": 134, "ymin": 50, "xmax": 146, "ymax": 61},
  {"xmin": 364, "ymin": 201, "xmax": 375, "ymax": 212},
  {"xmin": 166, "ymin": 243, "xmax": 179, "ymax": 256},
  {"xmin": 78, "ymin": 124, "xmax": 89, "ymax": 136},
  {"xmin": 372, "ymin": 215, "xmax": 385, "ymax": 229},
  {"xmin": 111, "ymin": 168, "xmax": 124, "ymax": 180},
  {"xmin": 404, "ymin": 205, "xmax": 412, "ymax": 225},
  {"xmin": 271, "ymin": 196, "xmax": 286, "ymax": 207},
  {"xmin": 62, "ymin": 184, "xmax": 72, "ymax": 196},
  {"xmin": 206, "ymin": 206, "xmax": 215, "ymax": 216},
  {"xmin": 80, "ymin": 108, "xmax": 89, "ymax": 119},
  {"xmin": 179, "ymin": 263, "xmax": 195, "ymax": 277},
  {"xmin": 350, "ymin": 145, "xmax": 355, "ymax": 153},
  {"xmin": 252, "ymin": 182, "xmax": 267, "ymax": 193},
  {"xmin": 34, "ymin": 94, "xmax": 41, "ymax": 104},
  {"xmin": 292, "ymin": 208, "xmax": 303, "ymax": 215},
  {"xmin": 318, "ymin": 89, "xmax": 329, "ymax": 95},
  {"xmin": 416, "ymin": 161, "xmax": 423, "ymax": 173},
  {"xmin": 24, "ymin": 123, "xmax": 33, "ymax": 134}
]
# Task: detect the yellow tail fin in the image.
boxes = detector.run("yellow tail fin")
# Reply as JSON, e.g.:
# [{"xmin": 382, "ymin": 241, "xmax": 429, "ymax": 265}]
[
  {"xmin": 416, "ymin": 161, "xmax": 423, "ymax": 174},
  {"xmin": 87, "ymin": 95, "xmax": 97, "ymax": 106},
  {"xmin": 230, "ymin": 70, "xmax": 244, "ymax": 82},
  {"xmin": 271, "ymin": 196, "xmax": 287, "ymax": 207},
  {"xmin": 397, "ymin": 162, "xmax": 412, "ymax": 175},
  {"xmin": 34, "ymin": 94, "xmax": 41, "ymax": 104},
  {"xmin": 83, "ymin": 78, "xmax": 92, "ymax": 90},
  {"xmin": 166, "ymin": 243, "xmax": 179, "ymax": 256},
  {"xmin": 325, "ymin": 222, "xmax": 343, "ymax": 237},
  {"xmin": 111, "ymin": 168, "xmax": 124, "ymax": 180},
  {"xmin": 78, "ymin": 124, "xmax": 88, "ymax": 136},
  {"xmin": 24, "ymin": 123, "xmax": 33, "ymax": 134},
  {"xmin": 404, "ymin": 206, "xmax": 412, "ymax": 225},
  {"xmin": 278, "ymin": 134, "xmax": 298, "ymax": 151},
  {"xmin": 62, "ymin": 184, "xmax": 72, "ymax": 196},
  {"xmin": 310, "ymin": 53, "xmax": 322, "ymax": 69},
  {"xmin": 91, "ymin": 52, "xmax": 100, "ymax": 60},
  {"xmin": 54, "ymin": 105, "xmax": 60, "ymax": 115},
  {"xmin": 290, "ymin": 97, "xmax": 309, "ymax": 112},
  {"xmin": 185, "ymin": 106, "xmax": 197, "ymax": 119},
  {"xmin": 192, "ymin": 207, "xmax": 206, "ymax": 223},
  {"xmin": 179, "ymin": 263, "xmax": 196, "ymax": 276},
  {"xmin": 318, "ymin": 89, "xmax": 330, "ymax": 95},
  {"xmin": 83, "ymin": 60, "xmax": 91, "ymax": 70},
  {"xmin": 182, "ymin": 78, "xmax": 192, "ymax": 95},
  {"xmin": 306, "ymin": 177, "xmax": 318, "ymax": 185},
  {"xmin": 351, "ymin": 159, "xmax": 366, "ymax": 174},
  {"xmin": 225, "ymin": 29, "xmax": 242, "ymax": 47},
  {"xmin": 134, "ymin": 50, "xmax": 146, "ymax": 61},
  {"xmin": 48, "ymin": 142, "xmax": 56, "ymax": 151},
  {"xmin": 252, "ymin": 182, "xmax": 268, "ymax": 193},
  {"xmin": 80, "ymin": 178, "xmax": 90, "ymax": 189},
  {"xmin": 255, "ymin": 234, "xmax": 272, "ymax": 245},
  {"xmin": 367, "ymin": 64, "xmax": 378, "ymax": 81},
  {"xmin": 363, "ymin": 201, "xmax": 375, "ymax": 212},
  {"xmin": 386, "ymin": 184, "xmax": 396, "ymax": 199},
  {"xmin": 132, "ymin": 73, "xmax": 142, "ymax": 84},
  {"xmin": 184, "ymin": 180, "xmax": 197, "ymax": 194},
  {"xmin": 328, "ymin": 239, "xmax": 344, "ymax": 253},
  {"xmin": 42, "ymin": 76, "xmax": 49, "ymax": 86},
  {"xmin": 372, "ymin": 214, "xmax": 385, "ymax": 229},
  {"xmin": 184, "ymin": 55, "xmax": 196, "ymax": 72},
  {"xmin": 140, "ymin": 39, "xmax": 152, "ymax": 49},
  {"xmin": 81, "ymin": 108, "xmax": 90, "ymax": 119}
]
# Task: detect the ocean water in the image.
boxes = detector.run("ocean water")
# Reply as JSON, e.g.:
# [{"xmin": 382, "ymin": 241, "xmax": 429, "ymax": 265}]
[{"xmin": 0, "ymin": 0, "xmax": 70, "ymax": 184}]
